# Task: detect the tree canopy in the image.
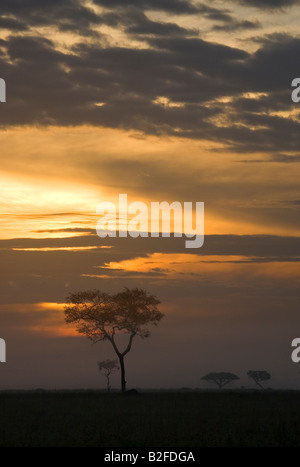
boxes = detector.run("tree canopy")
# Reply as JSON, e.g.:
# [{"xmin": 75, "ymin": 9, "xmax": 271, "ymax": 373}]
[{"xmin": 247, "ymin": 370, "xmax": 271, "ymax": 389}]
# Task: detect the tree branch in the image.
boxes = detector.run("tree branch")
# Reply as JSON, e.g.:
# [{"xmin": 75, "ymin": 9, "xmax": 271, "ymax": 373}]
[
  {"xmin": 122, "ymin": 332, "xmax": 136, "ymax": 357},
  {"xmin": 109, "ymin": 334, "xmax": 121, "ymax": 357}
]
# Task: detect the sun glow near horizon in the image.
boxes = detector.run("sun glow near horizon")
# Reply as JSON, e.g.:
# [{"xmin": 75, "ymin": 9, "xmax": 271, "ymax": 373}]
[{"xmin": 1, "ymin": 125, "xmax": 299, "ymax": 240}]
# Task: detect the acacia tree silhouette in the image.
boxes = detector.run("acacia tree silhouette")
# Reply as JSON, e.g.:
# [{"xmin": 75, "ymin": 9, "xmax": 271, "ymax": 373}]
[
  {"xmin": 201, "ymin": 372, "xmax": 239, "ymax": 389},
  {"xmin": 98, "ymin": 359, "xmax": 119, "ymax": 391},
  {"xmin": 247, "ymin": 370, "xmax": 271, "ymax": 389},
  {"xmin": 64, "ymin": 288, "xmax": 163, "ymax": 392}
]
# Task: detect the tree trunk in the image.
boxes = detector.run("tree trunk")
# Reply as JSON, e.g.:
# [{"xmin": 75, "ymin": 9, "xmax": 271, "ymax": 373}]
[
  {"xmin": 105, "ymin": 374, "xmax": 111, "ymax": 392},
  {"xmin": 119, "ymin": 355, "xmax": 126, "ymax": 393},
  {"xmin": 109, "ymin": 333, "xmax": 135, "ymax": 393}
]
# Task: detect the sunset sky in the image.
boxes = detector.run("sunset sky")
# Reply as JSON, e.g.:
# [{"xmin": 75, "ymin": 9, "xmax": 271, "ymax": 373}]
[{"xmin": 0, "ymin": 0, "xmax": 300, "ymax": 389}]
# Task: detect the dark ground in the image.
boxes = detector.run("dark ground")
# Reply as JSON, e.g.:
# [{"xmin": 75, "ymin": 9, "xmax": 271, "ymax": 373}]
[{"xmin": 0, "ymin": 390, "xmax": 299, "ymax": 447}]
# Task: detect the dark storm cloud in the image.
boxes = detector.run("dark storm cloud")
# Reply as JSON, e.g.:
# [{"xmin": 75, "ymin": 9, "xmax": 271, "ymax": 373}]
[
  {"xmin": 232, "ymin": 92, "xmax": 290, "ymax": 115},
  {"xmin": 95, "ymin": 3, "xmax": 255, "ymax": 38},
  {"xmin": 0, "ymin": 0, "xmax": 100, "ymax": 26},
  {"xmin": 0, "ymin": 17, "xmax": 27, "ymax": 31},
  {"xmin": 240, "ymin": 153, "xmax": 300, "ymax": 162},
  {"xmin": 232, "ymin": 0, "xmax": 299, "ymax": 9},
  {"xmin": 124, "ymin": 12, "xmax": 197, "ymax": 37},
  {"xmin": 97, "ymin": 8, "xmax": 197, "ymax": 37},
  {"xmin": 146, "ymin": 36, "xmax": 247, "ymax": 63},
  {"xmin": 212, "ymin": 19, "xmax": 260, "ymax": 32},
  {"xmin": 94, "ymin": 0, "xmax": 266, "ymax": 25},
  {"xmin": 245, "ymin": 36, "xmax": 300, "ymax": 90},
  {"xmin": 270, "ymin": 153, "xmax": 300, "ymax": 162},
  {"xmin": 93, "ymin": 0, "xmax": 199, "ymax": 14},
  {"xmin": 0, "ymin": 0, "xmax": 104, "ymax": 37},
  {"xmin": 0, "ymin": 34, "xmax": 244, "ymax": 127},
  {"xmin": 0, "ymin": 2, "xmax": 299, "ymax": 153},
  {"xmin": 196, "ymin": 4, "xmax": 234, "ymax": 22},
  {"xmin": 107, "ymin": 0, "xmax": 261, "ymax": 34}
]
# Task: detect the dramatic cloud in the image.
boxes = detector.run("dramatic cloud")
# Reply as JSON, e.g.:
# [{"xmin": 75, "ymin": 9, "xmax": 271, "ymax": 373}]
[
  {"xmin": 0, "ymin": 1, "xmax": 298, "ymax": 153},
  {"xmin": 93, "ymin": 0, "xmax": 199, "ymax": 14},
  {"xmin": 0, "ymin": 0, "xmax": 102, "ymax": 35},
  {"xmin": 0, "ymin": 31, "xmax": 298, "ymax": 153},
  {"xmin": 212, "ymin": 19, "xmax": 260, "ymax": 32},
  {"xmin": 233, "ymin": 0, "xmax": 299, "ymax": 9}
]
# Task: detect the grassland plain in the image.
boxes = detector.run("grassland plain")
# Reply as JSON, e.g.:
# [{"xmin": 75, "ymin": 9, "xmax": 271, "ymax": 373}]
[{"xmin": 0, "ymin": 390, "xmax": 299, "ymax": 447}]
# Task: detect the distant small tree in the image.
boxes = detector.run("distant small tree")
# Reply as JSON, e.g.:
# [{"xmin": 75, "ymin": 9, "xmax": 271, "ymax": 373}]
[
  {"xmin": 247, "ymin": 370, "xmax": 271, "ymax": 389},
  {"xmin": 201, "ymin": 372, "xmax": 239, "ymax": 389},
  {"xmin": 98, "ymin": 359, "xmax": 119, "ymax": 391}
]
